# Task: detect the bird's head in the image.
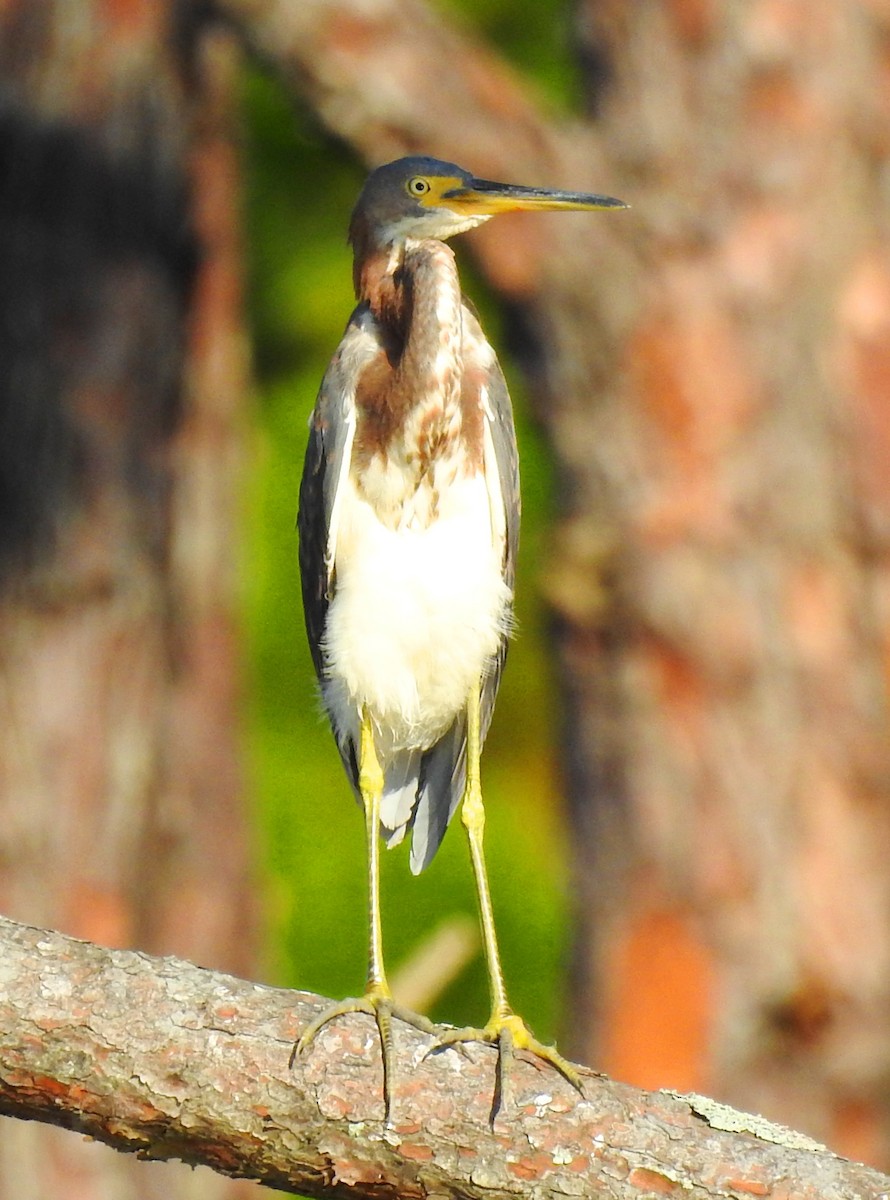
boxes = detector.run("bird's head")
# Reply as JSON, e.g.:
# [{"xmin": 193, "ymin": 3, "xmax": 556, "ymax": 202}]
[{"xmin": 348, "ymin": 155, "xmax": 627, "ymax": 252}]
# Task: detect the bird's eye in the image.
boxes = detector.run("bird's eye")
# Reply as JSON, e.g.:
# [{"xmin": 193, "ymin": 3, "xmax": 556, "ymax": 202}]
[{"xmin": 407, "ymin": 177, "xmax": 431, "ymax": 197}]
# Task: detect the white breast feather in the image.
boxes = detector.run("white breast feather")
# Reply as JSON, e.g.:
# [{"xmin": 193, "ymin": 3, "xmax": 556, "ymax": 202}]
[{"xmin": 322, "ymin": 467, "xmax": 511, "ymax": 759}]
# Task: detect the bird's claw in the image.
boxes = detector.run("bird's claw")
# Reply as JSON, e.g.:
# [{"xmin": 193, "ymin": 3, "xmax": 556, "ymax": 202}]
[
  {"xmin": 425, "ymin": 1011, "xmax": 583, "ymax": 1121},
  {"xmin": 291, "ymin": 992, "xmax": 437, "ymax": 1124}
]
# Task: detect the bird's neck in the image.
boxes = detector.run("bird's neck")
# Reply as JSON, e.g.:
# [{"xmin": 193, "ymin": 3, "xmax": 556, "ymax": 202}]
[
  {"xmin": 356, "ymin": 239, "xmax": 463, "ymax": 388},
  {"xmin": 353, "ymin": 240, "xmax": 407, "ymax": 335},
  {"xmin": 350, "ymin": 238, "xmax": 473, "ymax": 524}
]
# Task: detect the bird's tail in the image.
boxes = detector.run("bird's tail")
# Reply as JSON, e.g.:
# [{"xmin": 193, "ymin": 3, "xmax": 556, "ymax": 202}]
[
  {"xmin": 379, "ymin": 749, "xmax": 423, "ymax": 849},
  {"xmin": 409, "ymin": 717, "xmax": 467, "ymax": 874}
]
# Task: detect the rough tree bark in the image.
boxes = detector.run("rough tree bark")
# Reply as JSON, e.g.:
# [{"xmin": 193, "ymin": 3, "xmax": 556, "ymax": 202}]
[
  {"xmin": 0, "ymin": 4, "xmax": 254, "ymax": 1196},
  {"xmin": 566, "ymin": 0, "xmax": 890, "ymax": 1164},
  {"xmin": 2, "ymin": 915, "xmax": 887, "ymax": 1200}
]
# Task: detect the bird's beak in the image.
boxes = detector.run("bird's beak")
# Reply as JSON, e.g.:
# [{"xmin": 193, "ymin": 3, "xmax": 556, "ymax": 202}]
[{"xmin": 441, "ymin": 176, "xmax": 628, "ymax": 216}]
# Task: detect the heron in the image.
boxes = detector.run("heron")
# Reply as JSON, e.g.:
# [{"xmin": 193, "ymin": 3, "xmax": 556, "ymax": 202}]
[{"xmin": 295, "ymin": 156, "xmax": 626, "ymax": 1117}]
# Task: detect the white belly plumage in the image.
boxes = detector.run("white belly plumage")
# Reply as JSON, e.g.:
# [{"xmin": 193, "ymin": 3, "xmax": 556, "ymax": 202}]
[{"xmin": 322, "ymin": 470, "xmax": 511, "ymax": 759}]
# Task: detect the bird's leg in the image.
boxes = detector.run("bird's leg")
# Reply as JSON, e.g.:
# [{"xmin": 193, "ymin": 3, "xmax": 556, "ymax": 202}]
[
  {"xmin": 430, "ymin": 680, "xmax": 583, "ymax": 1116},
  {"xmin": 360, "ymin": 705, "xmax": 390, "ymax": 999},
  {"xmin": 291, "ymin": 706, "xmax": 435, "ymax": 1122}
]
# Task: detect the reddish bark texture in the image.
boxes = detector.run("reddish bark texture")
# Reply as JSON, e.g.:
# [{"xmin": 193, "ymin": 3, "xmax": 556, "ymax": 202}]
[
  {"xmin": 563, "ymin": 0, "xmax": 890, "ymax": 1165},
  {"xmin": 0, "ymin": 3, "xmax": 254, "ymax": 1196}
]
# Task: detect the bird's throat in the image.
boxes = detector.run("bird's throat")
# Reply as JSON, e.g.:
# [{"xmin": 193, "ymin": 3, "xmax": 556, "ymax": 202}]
[{"xmin": 352, "ymin": 239, "xmax": 470, "ymax": 526}]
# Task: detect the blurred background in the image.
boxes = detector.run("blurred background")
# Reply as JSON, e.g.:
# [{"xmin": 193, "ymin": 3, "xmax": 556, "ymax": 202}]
[{"xmin": 2, "ymin": 1, "xmax": 890, "ymax": 1196}]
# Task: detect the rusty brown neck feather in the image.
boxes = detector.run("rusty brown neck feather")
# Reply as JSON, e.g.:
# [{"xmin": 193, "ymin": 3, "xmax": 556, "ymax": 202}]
[
  {"xmin": 348, "ymin": 218, "xmax": 410, "ymax": 357},
  {"xmin": 348, "ymin": 227, "xmax": 470, "ymax": 474}
]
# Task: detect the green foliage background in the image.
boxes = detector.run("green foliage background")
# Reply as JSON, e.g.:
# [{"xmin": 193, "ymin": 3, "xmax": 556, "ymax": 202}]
[{"xmin": 240, "ymin": 3, "xmax": 580, "ymax": 1042}]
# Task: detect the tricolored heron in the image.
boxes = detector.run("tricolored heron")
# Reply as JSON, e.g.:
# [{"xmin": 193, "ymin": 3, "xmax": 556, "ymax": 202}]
[{"xmin": 295, "ymin": 156, "xmax": 626, "ymax": 1117}]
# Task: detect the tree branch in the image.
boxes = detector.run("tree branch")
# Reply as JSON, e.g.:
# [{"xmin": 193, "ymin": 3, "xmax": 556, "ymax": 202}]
[{"xmin": 0, "ymin": 915, "xmax": 885, "ymax": 1198}]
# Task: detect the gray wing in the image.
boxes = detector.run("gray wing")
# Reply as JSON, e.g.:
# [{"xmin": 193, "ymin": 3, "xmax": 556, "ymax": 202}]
[
  {"xmin": 409, "ymin": 347, "xmax": 521, "ymax": 873},
  {"xmin": 480, "ymin": 355, "xmax": 521, "ymax": 739},
  {"xmin": 297, "ymin": 305, "xmax": 370, "ymax": 785}
]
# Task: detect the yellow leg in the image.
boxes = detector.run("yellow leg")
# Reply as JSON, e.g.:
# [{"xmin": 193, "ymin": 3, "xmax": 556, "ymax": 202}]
[
  {"xmin": 360, "ymin": 710, "xmax": 388, "ymax": 997},
  {"xmin": 432, "ymin": 680, "xmax": 583, "ymax": 1116},
  {"xmin": 292, "ymin": 706, "xmax": 435, "ymax": 1122}
]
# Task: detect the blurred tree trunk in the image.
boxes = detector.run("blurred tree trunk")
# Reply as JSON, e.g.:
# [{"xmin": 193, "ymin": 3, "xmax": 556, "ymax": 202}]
[
  {"xmin": 557, "ymin": 0, "xmax": 890, "ymax": 1167},
  {"xmin": 217, "ymin": 0, "xmax": 890, "ymax": 1169},
  {"xmin": 0, "ymin": 3, "xmax": 255, "ymax": 1197}
]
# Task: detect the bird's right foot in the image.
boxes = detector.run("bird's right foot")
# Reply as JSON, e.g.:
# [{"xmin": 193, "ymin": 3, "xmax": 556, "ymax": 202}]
[{"xmin": 291, "ymin": 987, "xmax": 437, "ymax": 1123}]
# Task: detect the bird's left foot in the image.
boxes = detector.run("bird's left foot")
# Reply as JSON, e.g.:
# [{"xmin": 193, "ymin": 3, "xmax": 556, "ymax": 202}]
[{"xmin": 427, "ymin": 1011, "xmax": 583, "ymax": 1118}]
